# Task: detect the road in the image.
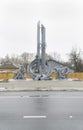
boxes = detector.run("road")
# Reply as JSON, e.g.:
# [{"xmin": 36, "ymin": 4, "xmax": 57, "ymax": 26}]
[{"xmin": 0, "ymin": 91, "xmax": 83, "ymax": 130}]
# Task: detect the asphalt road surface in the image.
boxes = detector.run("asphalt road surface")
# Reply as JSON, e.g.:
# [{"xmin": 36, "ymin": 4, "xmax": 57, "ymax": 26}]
[{"xmin": 0, "ymin": 91, "xmax": 83, "ymax": 130}]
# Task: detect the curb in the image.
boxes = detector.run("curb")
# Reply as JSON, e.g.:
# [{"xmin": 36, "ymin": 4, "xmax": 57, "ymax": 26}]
[{"xmin": 0, "ymin": 88, "xmax": 83, "ymax": 92}]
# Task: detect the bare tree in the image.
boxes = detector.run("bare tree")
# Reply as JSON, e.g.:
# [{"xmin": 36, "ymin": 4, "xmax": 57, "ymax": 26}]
[
  {"xmin": 11, "ymin": 55, "xmax": 21, "ymax": 65},
  {"xmin": 68, "ymin": 47, "xmax": 83, "ymax": 72},
  {"xmin": 20, "ymin": 52, "xmax": 34, "ymax": 71},
  {"xmin": 46, "ymin": 53, "xmax": 53, "ymax": 60},
  {"xmin": 0, "ymin": 54, "xmax": 10, "ymax": 64},
  {"xmin": 50, "ymin": 52, "xmax": 61, "ymax": 62}
]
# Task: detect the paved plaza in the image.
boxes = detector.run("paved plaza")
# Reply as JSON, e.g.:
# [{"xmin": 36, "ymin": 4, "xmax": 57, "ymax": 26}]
[{"xmin": 0, "ymin": 79, "xmax": 83, "ymax": 91}]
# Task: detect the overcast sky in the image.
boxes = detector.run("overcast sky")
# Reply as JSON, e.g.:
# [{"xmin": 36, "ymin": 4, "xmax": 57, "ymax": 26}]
[{"xmin": 0, "ymin": 0, "xmax": 83, "ymax": 61}]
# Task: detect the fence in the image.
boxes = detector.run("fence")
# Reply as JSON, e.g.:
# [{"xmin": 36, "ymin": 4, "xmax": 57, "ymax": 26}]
[{"xmin": 0, "ymin": 72, "xmax": 83, "ymax": 80}]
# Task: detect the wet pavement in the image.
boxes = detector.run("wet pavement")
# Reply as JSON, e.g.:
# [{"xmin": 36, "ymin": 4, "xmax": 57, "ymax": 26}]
[{"xmin": 0, "ymin": 91, "xmax": 83, "ymax": 130}]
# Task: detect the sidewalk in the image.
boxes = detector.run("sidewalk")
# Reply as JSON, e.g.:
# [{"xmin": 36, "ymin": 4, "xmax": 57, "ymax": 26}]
[{"xmin": 0, "ymin": 79, "xmax": 83, "ymax": 92}]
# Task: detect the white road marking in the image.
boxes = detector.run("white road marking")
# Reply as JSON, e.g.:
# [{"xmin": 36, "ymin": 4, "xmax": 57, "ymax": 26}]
[
  {"xmin": 69, "ymin": 115, "xmax": 73, "ymax": 118},
  {"xmin": 23, "ymin": 115, "xmax": 47, "ymax": 119}
]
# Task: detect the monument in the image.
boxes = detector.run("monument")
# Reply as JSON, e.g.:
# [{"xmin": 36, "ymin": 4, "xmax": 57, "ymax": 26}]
[
  {"xmin": 13, "ymin": 66, "xmax": 26, "ymax": 80},
  {"xmin": 28, "ymin": 21, "xmax": 73, "ymax": 80}
]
